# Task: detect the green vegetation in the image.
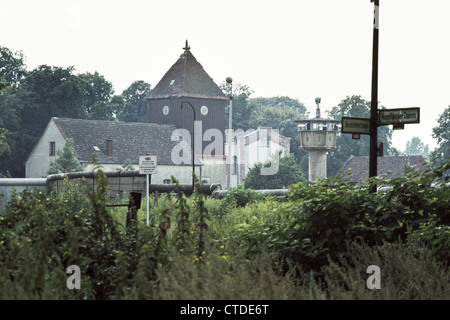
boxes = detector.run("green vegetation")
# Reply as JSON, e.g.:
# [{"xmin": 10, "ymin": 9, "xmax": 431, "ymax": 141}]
[
  {"xmin": 244, "ymin": 153, "xmax": 305, "ymax": 189},
  {"xmin": 0, "ymin": 161, "xmax": 449, "ymax": 300}
]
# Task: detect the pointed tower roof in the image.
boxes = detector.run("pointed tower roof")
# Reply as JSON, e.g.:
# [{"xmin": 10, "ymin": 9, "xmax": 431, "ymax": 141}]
[{"xmin": 147, "ymin": 41, "xmax": 227, "ymax": 101}]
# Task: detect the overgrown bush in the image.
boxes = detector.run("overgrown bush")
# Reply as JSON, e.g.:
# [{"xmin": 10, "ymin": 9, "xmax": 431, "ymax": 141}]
[
  {"xmin": 217, "ymin": 184, "xmax": 265, "ymax": 215},
  {"xmin": 0, "ymin": 162, "xmax": 448, "ymax": 300}
]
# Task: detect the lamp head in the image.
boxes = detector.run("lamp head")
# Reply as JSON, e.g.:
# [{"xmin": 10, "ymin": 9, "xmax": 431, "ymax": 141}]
[{"xmin": 226, "ymin": 77, "xmax": 233, "ymax": 84}]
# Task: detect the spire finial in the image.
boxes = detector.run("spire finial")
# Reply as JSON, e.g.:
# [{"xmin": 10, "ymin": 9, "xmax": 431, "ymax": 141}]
[{"xmin": 183, "ymin": 40, "xmax": 190, "ymax": 52}]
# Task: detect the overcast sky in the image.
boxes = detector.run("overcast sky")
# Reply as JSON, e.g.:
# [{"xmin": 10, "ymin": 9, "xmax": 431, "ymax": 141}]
[{"xmin": 1, "ymin": 0, "xmax": 449, "ymax": 151}]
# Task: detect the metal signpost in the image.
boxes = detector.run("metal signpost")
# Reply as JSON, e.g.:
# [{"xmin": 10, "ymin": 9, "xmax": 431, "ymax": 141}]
[
  {"xmin": 339, "ymin": 2, "xmax": 421, "ymax": 193},
  {"xmin": 139, "ymin": 155, "xmax": 157, "ymax": 225}
]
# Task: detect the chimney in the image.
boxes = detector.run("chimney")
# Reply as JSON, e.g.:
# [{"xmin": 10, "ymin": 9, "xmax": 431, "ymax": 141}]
[{"xmin": 106, "ymin": 140, "xmax": 113, "ymax": 157}]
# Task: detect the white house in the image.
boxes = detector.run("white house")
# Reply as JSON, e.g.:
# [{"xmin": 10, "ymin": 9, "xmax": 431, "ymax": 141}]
[
  {"xmin": 224, "ymin": 127, "xmax": 291, "ymax": 187},
  {"xmin": 25, "ymin": 117, "xmax": 225, "ymax": 185}
]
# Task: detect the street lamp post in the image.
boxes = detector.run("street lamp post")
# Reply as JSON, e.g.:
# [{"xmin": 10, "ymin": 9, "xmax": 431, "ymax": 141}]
[
  {"xmin": 226, "ymin": 77, "xmax": 233, "ymax": 190},
  {"xmin": 181, "ymin": 101, "xmax": 196, "ymax": 192}
]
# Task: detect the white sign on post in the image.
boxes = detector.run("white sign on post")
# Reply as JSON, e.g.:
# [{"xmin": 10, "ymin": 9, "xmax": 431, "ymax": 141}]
[
  {"xmin": 139, "ymin": 155, "xmax": 157, "ymax": 174},
  {"xmin": 139, "ymin": 155, "xmax": 157, "ymax": 225}
]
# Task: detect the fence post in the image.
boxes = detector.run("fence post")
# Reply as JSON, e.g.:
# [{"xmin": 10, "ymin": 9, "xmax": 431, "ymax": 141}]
[{"xmin": 126, "ymin": 192, "xmax": 142, "ymax": 232}]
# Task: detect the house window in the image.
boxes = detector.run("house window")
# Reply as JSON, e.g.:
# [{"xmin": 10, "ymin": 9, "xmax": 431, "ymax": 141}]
[
  {"xmin": 49, "ymin": 142, "xmax": 56, "ymax": 156},
  {"xmin": 163, "ymin": 179, "xmax": 171, "ymax": 185}
]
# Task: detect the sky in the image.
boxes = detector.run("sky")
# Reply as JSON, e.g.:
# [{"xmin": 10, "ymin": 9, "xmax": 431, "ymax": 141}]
[{"xmin": 1, "ymin": 0, "xmax": 449, "ymax": 152}]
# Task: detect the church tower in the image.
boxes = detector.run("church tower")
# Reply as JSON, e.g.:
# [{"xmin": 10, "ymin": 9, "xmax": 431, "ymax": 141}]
[{"xmin": 147, "ymin": 41, "xmax": 228, "ymax": 156}]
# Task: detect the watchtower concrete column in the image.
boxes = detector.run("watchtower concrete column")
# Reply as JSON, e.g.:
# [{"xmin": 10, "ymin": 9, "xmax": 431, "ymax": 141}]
[
  {"xmin": 295, "ymin": 98, "xmax": 340, "ymax": 182},
  {"xmin": 308, "ymin": 150, "xmax": 328, "ymax": 181}
]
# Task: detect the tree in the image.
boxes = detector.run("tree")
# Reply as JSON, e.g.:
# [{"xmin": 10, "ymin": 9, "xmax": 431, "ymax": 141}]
[
  {"xmin": 0, "ymin": 46, "xmax": 28, "ymax": 87},
  {"xmin": 244, "ymin": 153, "xmax": 305, "ymax": 189},
  {"xmin": 247, "ymin": 96, "xmax": 306, "ymax": 139},
  {"xmin": 220, "ymin": 82, "xmax": 254, "ymax": 131},
  {"xmin": 116, "ymin": 80, "xmax": 151, "ymax": 122},
  {"xmin": 78, "ymin": 71, "xmax": 116, "ymax": 120},
  {"xmin": 0, "ymin": 47, "xmax": 29, "ymax": 177},
  {"xmin": 327, "ymin": 95, "xmax": 394, "ymax": 176},
  {"xmin": 47, "ymin": 138, "xmax": 85, "ymax": 175},
  {"xmin": 432, "ymin": 106, "xmax": 450, "ymax": 172},
  {"xmin": 0, "ymin": 76, "xmax": 10, "ymax": 92},
  {"xmin": 19, "ymin": 65, "xmax": 86, "ymax": 137},
  {"xmin": 405, "ymin": 136, "xmax": 429, "ymax": 158}
]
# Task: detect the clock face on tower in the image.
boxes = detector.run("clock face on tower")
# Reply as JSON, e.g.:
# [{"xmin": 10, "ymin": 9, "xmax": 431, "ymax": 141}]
[
  {"xmin": 200, "ymin": 105, "xmax": 208, "ymax": 116},
  {"xmin": 163, "ymin": 105, "xmax": 169, "ymax": 115}
]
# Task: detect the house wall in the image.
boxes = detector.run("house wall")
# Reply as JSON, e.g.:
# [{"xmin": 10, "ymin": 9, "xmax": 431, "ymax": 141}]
[
  {"xmin": 224, "ymin": 128, "xmax": 291, "ymax": 187},
  {"xmin": 199, "ymin": 157, "xmax": 226, "ymax": 186},
  {"xmin": 25, "ymin": 120, "xmax": 67, "ymax": 178}
]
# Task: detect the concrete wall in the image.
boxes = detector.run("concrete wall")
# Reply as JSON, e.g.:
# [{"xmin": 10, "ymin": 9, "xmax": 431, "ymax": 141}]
[
  {"xmin": 84, "ymin": 163, "xmax": 200, "ymax": 185},
  {"xmin": 0, "ymin": 178, "xmax": 48, "ymax": 213},
  {"xmin": 48, "ymin": 165, "xmax": 203, "ymax": 197},
  {"xmin": 25, "ymin": 120, "xmax": 66, "ymax": 178}
]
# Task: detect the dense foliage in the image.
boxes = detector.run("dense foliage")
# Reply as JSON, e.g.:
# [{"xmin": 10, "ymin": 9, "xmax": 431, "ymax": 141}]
[
  {"xmin": 244, "ymin": 154, "xmax": 305, "ymax": 190},
  {"xmin": 0, "ymin": 161, "xmax": 448, "ymax": 299}
]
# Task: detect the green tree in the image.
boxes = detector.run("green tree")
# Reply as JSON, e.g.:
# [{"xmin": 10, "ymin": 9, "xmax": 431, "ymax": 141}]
[
  {"xmin": 327, "ymin": 95, "xmax": 394, "ymax": 176},
  {"xmin": 431, "ymin": 106, "xmax": 450, "ymax": 174},
  {"xmin": 405, "ymin": 136, "xmax": 429, "ymax": 158},
  {"xmin": 47, "ymin": 138, "xmax": 85, "ymax": 175},
  {"xmin": 0, "ymin": 47, "xmax": 29, "ymax": 177},
  {"xmin": 117, "ymin": 80, "xmax": 151, "ymax": 122},
  {"xmin": 0, "ymin": 76, "xmax": 10, "ymax": 92},
  {"xmin": 220, "ymin": 82, "xmax": 254, "ymax": 131},
  {"xmin": 248, "ymin": 96, "xmax": 306, "ymax": 139},
  {"xmin": 19, "ymin": 65, "xmax": 86, "ymax": 137},
  {"xmin": 432, "ymin": 106, "xmax": 450, "ymax": 158},
  {"xmin": 78, "ymin": 71, "xmax": 116, "ymax": 120},
  {"xmin": 0, "ymin": 46, "xmax": 28, "ymax": 87},
  {"xmin": 244, "ymin": 153, "xmax": 305, "ymax": 189}
]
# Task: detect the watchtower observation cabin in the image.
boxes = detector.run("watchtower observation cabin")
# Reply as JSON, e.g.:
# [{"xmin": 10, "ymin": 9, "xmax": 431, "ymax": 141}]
[{"xmin": 295, "ymin": 98, "xmax": 340, "ymax": 181}]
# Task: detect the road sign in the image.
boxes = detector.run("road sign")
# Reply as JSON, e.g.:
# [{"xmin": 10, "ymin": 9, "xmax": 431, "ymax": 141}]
[
  {"xmin": 139, "ymin": 155, "xmax": 157, "ymax": 175},
  {"xmin": 378, "ymin": 107, "xmax": 420, "ymax": 126},
  {"xmin": 341, "ymin": 117, "xmax": 371, "ymax": 135}
]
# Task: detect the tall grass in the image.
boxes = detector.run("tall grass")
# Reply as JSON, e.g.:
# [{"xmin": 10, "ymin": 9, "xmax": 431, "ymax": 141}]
[{"xmin": 0, "ymin": 164, "xmax": 449, "ymax": 300}]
